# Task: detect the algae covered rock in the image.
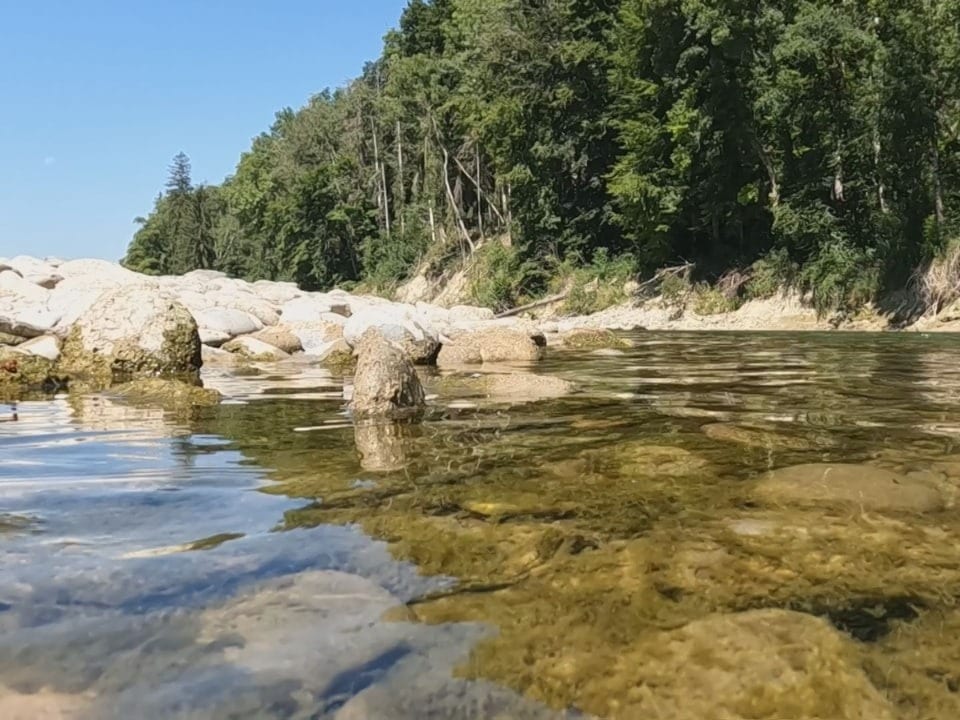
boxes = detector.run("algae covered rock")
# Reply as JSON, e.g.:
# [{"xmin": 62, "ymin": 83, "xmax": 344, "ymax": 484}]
[
  {"xmin": 108, "ymin": 378, "xmax": 221, "ymax": 412},
  {"xmin": 755, "ymin": 463, "xmax": 943, "ymax": 513},
  {"xmin": 349, "ymin": 334, "xmax": 425, "ymax": 420},
  {"xmin": 437, "ymin": 328, "xmax": 545, "ymax": 366},
  {"xmin": 58, "ymin": 284, "xmax": 202, "ymax": 387},
  {"xmin": 0, "ymin": 347, "xmax": 63, "ymax": 399},
  {"xmin": 625, "ymin": 609, "xmax": 895, "ymax": 719},
  {"xmin": 557, "ymin": 328, "xmax": 634, "ymax": 351}
]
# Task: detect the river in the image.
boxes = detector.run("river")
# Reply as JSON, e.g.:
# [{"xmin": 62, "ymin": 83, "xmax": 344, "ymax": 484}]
[{"xmin": 3, "ymin": 331, "xmax": 960, "ymax": 719}]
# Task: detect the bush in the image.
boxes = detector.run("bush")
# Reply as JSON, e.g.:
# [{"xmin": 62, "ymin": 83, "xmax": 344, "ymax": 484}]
[
  {"xmin": 692, "ymin": 284, "xmax": 738, "ymax": 315},
  {"xmin": 559, "ymin": 249, "xmax": 637, "ymax": 315},
  {"xmin": 659, "ymin": 272, "xmax": 691, "ymax": 306},
  {"xmin": 746, "ymin": 248, "xmax": 798, "ymax": 300},
  {"xmin": 801, "ymin": 240, "xmax": 880, "ymax": 317},
  {"xmin": 468, "ymin": 242, "xmax": 546, "ymax": 312}
]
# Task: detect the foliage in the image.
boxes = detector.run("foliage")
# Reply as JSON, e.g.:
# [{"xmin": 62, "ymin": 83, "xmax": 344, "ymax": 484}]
[
  {"xmin": 746, "ymin": 249, "xmax": 798, "ymax": 300},
  {"xmin": 692, "ymin": 285, "xmax": 739, "ymax": 316},
  {"xmin": 123, "ymin": 0, "xmax": 960, "ymax": 316}
]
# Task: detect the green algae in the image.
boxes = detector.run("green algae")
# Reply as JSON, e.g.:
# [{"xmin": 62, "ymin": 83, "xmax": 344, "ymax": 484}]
[
  {"xmin": 557, "ymin": 329, "xmax": 634, "ymax": 351},
  {"xmin": 0, "ymin": 348, "xmax": 65, "ymax": 400}
]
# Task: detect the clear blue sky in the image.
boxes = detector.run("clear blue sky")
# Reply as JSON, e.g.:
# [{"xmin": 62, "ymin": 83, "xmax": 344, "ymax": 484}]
[{"xmin": 0, "ymin": 0, "xmax": 407, "ymax": 261}]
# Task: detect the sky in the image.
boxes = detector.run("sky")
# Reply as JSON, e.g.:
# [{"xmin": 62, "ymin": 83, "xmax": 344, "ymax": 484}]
[{"xmin": 0, "ymin": 0, "xmax": 408, "ymax": 261}]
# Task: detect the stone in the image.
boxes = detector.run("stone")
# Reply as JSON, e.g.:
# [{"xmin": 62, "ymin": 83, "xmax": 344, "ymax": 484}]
[
  {"xmin": 289, "ymin": 319, "xmax": 345, "ymax": 355},
  {"xmin": 0, "ymin": 270, "xmax": 50, "ymax": 303},
  {"xmin": 557, "ymin": 328, "xmax": 633, "ymax": 350},
  {"xmin": 58, "ymin": 284, "xmax": 202, "ymax": 386},
  {"xmin": 12, "ymin": 335, "xmax": 61, "ymax": 362},
  {"xmin": 281, "ymin": 295, "xmax": 351, "ymax": 323},
  {"xmin": 0, "ymin": 346, "xmax": 62, "ymax": 398},
  {"xmin": 192, "ymin": 307, "xmax": 263, "ymax": 340},
  {"xmin": 354, "ymin": 422, "xmax": 411, "ymax": 472},
  {"xmin": 349, "ymin": 333, "xmax": 426, "ymax": 420},
  {"xmin": 0, "ymin": 306, "xmax": 60, "ymax": 338},
  {"xmin": 624, "ymin": 609, "xmax": 895, "ymax": 719},
  {"xmin": 437, "ymin": 327, "xmax": 544, "ymax": 366},
  {"xmin": 755, "ymin": 463, "xmax": 943, "ymax": 513},
  {"xmin": 344, "ymin": 308, "xmax": 440, "ymax": 365},
  {"xmin": 250, "ymin": 325, "xmax": 303, "ymax": 354},
  {"xmin": 448, "ymin": 304, "xmax": 495, "ymax": 322},
  {"xmin": 222, "ymin": 335, "xmax": 290, "ymax": 361},
  {"xmin": 108, "ymin": 378, "xmax": 221, "ymax": 411},
  {"xmin": 433, "ymin": 372, "xmax": 575, "ymax": 404},
  {"xmin": 0, "ymin": 332, "xmax": 26, "ymax": 346}
]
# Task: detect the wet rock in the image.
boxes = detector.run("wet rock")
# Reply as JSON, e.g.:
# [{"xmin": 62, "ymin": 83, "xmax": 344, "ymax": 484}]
[
  {"xmin": 58, "ymin": 284, "xmax": 202, "ymax": 387},
  {"xmin": 250, "ymin": 325, "xmax": 303, "ymax": 354},
  {"xmin": 755, "ymin": 463, "xmax": 944, "ymax": 513},
  {"xmin": 12, "ymin": 335, "xmax": 61, "ymax": 362},
  {"xmin": 0, "ymin": 347, "xmax": 61, "ymax": 398},
  {"xmin": 222, "ymin": 335, "xmax": 290, "ymax": 362},
  {"xmin": 557, "ymin": 328, "xmax": 633, "ymax": 350},
  {"xmin": 702, "ymin": 422, "xmax": 811, "ymax": 451},
  {"xmin": 437, "ymin": 328, "xmax": 544, "ymax": 366},
  {"xmin": 319, "ymin": 339, "xmax": 356, "ymax": 373},
  {"xmin": 349, "ymin": 334, "xmax": 425, "ymax": 420},
  {"xmin": 624, "ymin": 609, "xmax": 895, "ymax": 719},
  {"xmin": 433, "ymin": 372, "xmax": 574, "ymax": 404},
  {"xmin": 344, "ymin": 308, "xmax": 440, "ymax": 365},
  {"xmin": 354, "ymin": 422, "xmax": 411, "ymax": 472},
  {"xmin": 108, "ymin": 378, "xmax": 221, "ymax": 411}
]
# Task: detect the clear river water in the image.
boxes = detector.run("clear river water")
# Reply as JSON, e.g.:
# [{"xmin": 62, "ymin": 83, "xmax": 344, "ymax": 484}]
[{"xmin": 4, "ymin": 331, "xmax": 960, "ymax": 719}]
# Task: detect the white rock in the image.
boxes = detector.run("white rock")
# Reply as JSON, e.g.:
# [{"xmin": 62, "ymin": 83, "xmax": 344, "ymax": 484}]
[
  {"xmin": 343, "ymin": 306, "xmax": 440, "ymax": 364},
  {"xmin": 198, "ymin": 327, "xmax": 231, "ymax": 347},
  {"xmin": 12, "ymin": 335, "xmax": 61, "ymax": 361},
  {"xmin": 0, "ymin": 270, "xmax": 51, "ymax": 302},
  {"xmin": 0, "ymin": 304, "xmax": 61, "ymax": 338},
  {"xmin": 61, "ymin": 283, "xmax": 201, "ymax": 378},
  {"xmin": 252, "ymin": 280, "xmax": 303, "ymax": 305},
  {"xmin": 55, "ymin": 259, "xmax": 141, "ymax": 287},
  {"xmin": 192, "ymin": 308, "xmax": 263, "ymax": 339},
  {"xmin": 449, "ymin": 304, "xmax": 495, "ymax": 322},
  {"xmin": 280, "ymin": 295, "xmax": 351, "ymax": 323}
]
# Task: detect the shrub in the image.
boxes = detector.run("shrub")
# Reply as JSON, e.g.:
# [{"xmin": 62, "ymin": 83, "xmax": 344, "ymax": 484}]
[
  {"xmin": 692, "ymin": 284, "xmax": 738, "ymax": 315},
  {"xmin": 746, "ymin": 248, "xmax": 798, "ymax": 300},
  {"xmin": 559, "ymin": 250, "xmax": 637, "ymax": 315},
  {"xmin": 801, "ymin": 240, "xmax": 880, "ymax": 317}
]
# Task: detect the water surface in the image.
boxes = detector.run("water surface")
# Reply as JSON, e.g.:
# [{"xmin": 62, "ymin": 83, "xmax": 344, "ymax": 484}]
[{"xmin": 4, "ymin": 332, "xmax": 960, "ymax": 718}]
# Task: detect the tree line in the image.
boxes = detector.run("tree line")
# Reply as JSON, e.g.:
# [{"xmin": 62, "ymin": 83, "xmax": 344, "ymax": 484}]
[{"xmin": 124, "ymin": 0, "xmax": 960, "ymax": 312}]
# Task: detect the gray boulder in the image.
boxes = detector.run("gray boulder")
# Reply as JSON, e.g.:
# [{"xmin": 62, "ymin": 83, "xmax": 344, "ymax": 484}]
[{"xmin": 349, "ymin": 332, "xmax": 426, "ymax": 420}]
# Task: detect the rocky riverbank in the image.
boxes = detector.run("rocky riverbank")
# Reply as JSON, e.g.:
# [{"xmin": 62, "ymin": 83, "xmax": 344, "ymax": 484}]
[{"xmin": 2, "ymin": 255, "xmax": 956, "ymax": 400}]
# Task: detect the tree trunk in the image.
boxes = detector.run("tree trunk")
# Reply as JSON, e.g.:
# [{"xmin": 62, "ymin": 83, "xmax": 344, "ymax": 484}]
[
  {"xmin": 371, "ymin": 119, "xmax": 390, "ymax": 237},
  {"xmin": 396, "ymin": 120, "xmax": 405, "ymax": 235}
]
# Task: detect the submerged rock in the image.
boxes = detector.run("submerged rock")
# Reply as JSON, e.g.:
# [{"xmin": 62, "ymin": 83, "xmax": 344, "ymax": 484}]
[
  {"xmin": 432, "ymin": 372, "xmax": 574, "ymax": 404},
  {"xmin": 354, "ymin": 422, "xmax": 412, "ymax": 472},
  {"xmin": 557, "ymin": 328, "xmax": 634, "ymax": 350},
  {"xmin": 108, "ymin": 378, "xmax": 221, "ymax": 411},
  {"xmin": 58, "ymin": 284, "xmax": 202, "ymax": 387},
  {"xmin": 624, "ymin": 609, "xmax": 895, "ymax": 719},
  {"xmin": 437, "ymin": 328, "xmax": 544, "ymax": 366},
  {"xmin": 755, "ymin": 463, "xmax": 943, "ymax": 513},
  {"xmin": 349, "ymin": 334, "xmax": 425, "ymax": 420},
  {"xmin": 702, "ymin": 422, "xmax": 811, "ymax": 451}
]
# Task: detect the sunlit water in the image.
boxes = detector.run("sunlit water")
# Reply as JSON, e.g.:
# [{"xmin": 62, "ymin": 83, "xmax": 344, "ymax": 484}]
[{"xmin": 5, "ymin": 332, "xmax": 960, "ymax": 718}]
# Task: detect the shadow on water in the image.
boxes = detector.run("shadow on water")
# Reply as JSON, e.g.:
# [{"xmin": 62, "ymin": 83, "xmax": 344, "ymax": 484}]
[{"xmin": 6, "ymin": 332, "xmax": 960, "ymax": 717}]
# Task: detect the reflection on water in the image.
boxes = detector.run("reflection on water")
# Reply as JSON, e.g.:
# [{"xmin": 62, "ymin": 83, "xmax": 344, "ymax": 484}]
[{"xmin": 5, "ymin": 332, "xmax": 960, "ymax": 718}]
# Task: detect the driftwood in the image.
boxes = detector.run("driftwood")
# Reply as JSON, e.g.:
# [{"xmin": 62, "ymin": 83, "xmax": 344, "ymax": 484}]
[
  {"xmin": 496, "ymin": 292, "xmax": 569, "ymax": 318},
  {"xmin": 632, "ymin": 263, "xmax": 694, "ymax": 296}
]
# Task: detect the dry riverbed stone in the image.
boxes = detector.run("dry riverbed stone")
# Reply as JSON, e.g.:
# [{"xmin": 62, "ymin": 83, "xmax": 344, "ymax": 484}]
[{"xmin": 755, "ymin": 463, "xmax": 943, "ymax": 513}]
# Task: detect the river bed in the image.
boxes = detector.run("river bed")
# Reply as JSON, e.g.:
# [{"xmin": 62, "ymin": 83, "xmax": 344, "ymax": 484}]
[{"xmin": 4, "ymin": 331, "xmax": 960, "ymax": 719}]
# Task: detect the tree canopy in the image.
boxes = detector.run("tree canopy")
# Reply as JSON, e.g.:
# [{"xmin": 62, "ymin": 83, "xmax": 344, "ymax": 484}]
[{"xmin": 125, "ymin": 0, "xmax": 960, "ymax": 311}]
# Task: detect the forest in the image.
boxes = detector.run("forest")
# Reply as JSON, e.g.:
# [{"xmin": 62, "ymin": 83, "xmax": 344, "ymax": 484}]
[{"xmin": 123, "ymin": 0, "xmax": 960, "ymax": 316}]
